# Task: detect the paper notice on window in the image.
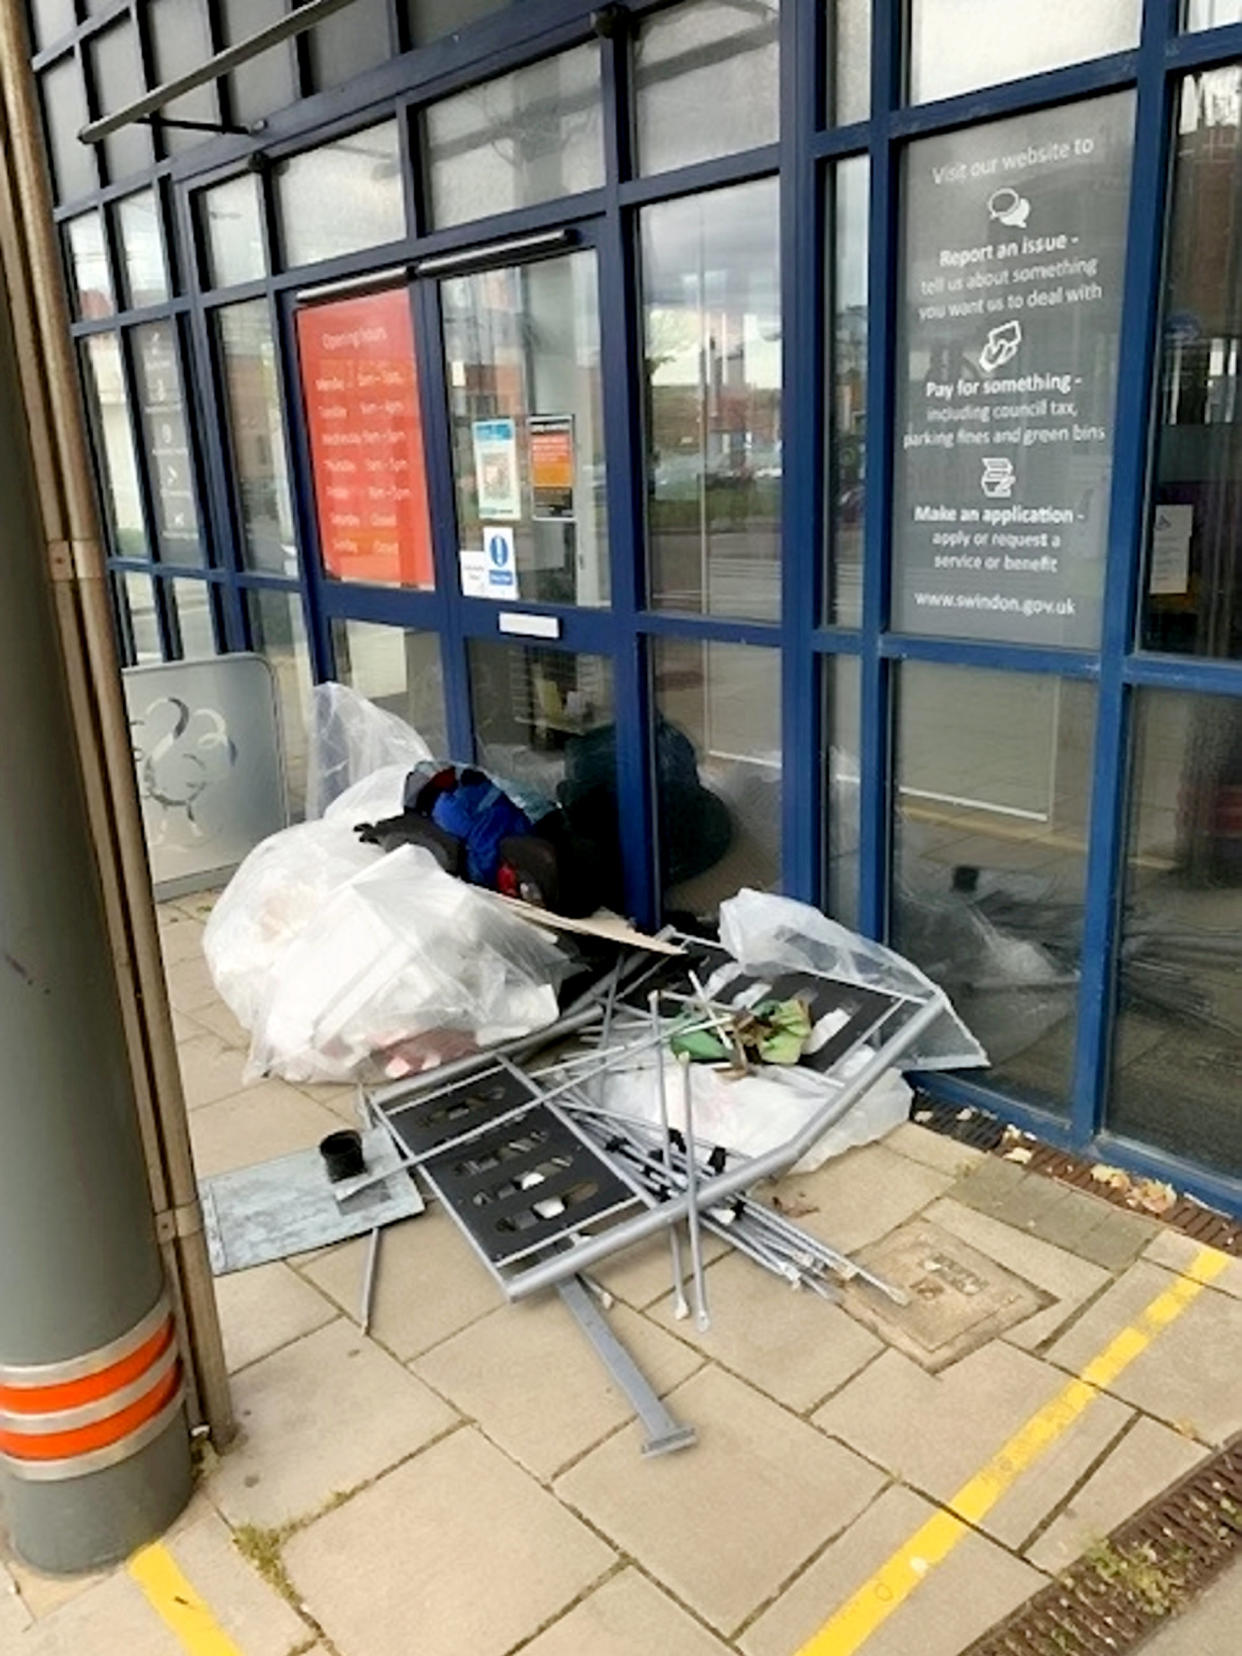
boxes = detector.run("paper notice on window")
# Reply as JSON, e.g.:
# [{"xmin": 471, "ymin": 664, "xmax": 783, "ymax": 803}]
[
  {"xmin": 529, "ymin": 413, "xmax": 575, "ymax": 520},
  {"xmin": 472, "ymin": 418, "xmax": 521, "ymax": 519},
  {"xmin": 458, "ymin": 549, "xmax": 490, "ymax": 597},
  {"xmin": 1149, "ymin": 504, "xmax": 1193, "ymax": 595}
]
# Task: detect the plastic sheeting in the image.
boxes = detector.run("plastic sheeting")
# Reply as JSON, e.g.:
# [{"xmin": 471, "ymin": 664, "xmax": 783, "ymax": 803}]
[{"xmin": 305, "ymin": 682, "xmax": 433, "ymax": 820}]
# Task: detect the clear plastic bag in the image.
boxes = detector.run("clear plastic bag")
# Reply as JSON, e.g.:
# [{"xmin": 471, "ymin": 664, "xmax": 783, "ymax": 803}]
[
  {"xmin": 244, "ymin": 846, "xmax": 568, "ymax": 1084},
  {"xmin": 717, "ymin": 888, "xmax": 987, "ymax": 1071},
  {"xmin": 305, "ymin": 682, "xmax": 433, "ymax": 820}
]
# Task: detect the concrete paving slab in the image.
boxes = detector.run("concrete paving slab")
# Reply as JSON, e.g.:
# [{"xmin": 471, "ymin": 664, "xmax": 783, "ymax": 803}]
[
  {"xmin": 1072, "ymin": 1207, "xmax": 1159, "ymax": 1272},
  {"xmin": 739, "ymin": 1483, "xmax": 1043, "ymax": 1656},
  {"xmin": 189, "ymin": 1083, "xmax": 344, "ymax": 1178},
  {"xmin": 297, "ymin": 1208, "xmax": 499, "ymax": 1361},
  {"xmin": 213, "ymin": 1260, "xmax": 336, "ymax": 1374},
  {"xmin": 763, "ymin": 1143, "xmax": 955, "ymax": 1257},
  {"xmin": 949, "ymin": 1156, "xmax": 1032, "ymax": 1219},
  {"xmin": 1046, "ymin": 1262, "xmax": 1242, "ymax": 1445},
  {"xmin": 412, "ymin": 1293, "xmax": 703, "ymax": 1479},
  {"xmin": 176, "ymin": 1028, "xmax": 250, "ymax": 1109},
  {"xmin": 646, "ymin": 1247, "xmax": 883, "ymax": 1413},
  {"xmin": 925, "ymin": 1196, "xmax": 1112, "ymax": 1350},
  {"xmin": 1026, "ymin": 1415, "xmax": 1208, "ymax": 1574},
  {"xmin": 813, "ymin": 1341, "xmax": 1132, "ymax": 1549},
  {"xmin": 166, "ymin": 953, "xmax": 224, "ymax": 1014},
  {"xmin": 156, "ymin": 910, "xmax": 207, "ymax": 966},
  {"xmin": 521, "ymin": 1568, "xmax": 732, "ymax": 1656},
  {"xmin": 208, "ymin": 1317, "xmax": 458, "ymax": 1528},
  {"xmin": 884, "ymin": 1120, "xmax": 987, "ymax": 1177},
  {"xmin": 1144, "ymin": 1231, "xmax": 1242, "ymax": 1299},
  {"xmin": 555, "ymin": 1365, "xmax": 886, "ymax": 1635},
  {"xmin": 0, "ymin": 1555, "xmax": 33, "ymax": 1640},
  {"xmin": 171, "ymin": 1007, "xmax": 203, "ymax": 1043},
  {"xmin": 591, "ymin": 1230, "xmax": 729, "ymax": 1311},
  {"xmin": 1141, "ymin": 1554, "xmax": 1242, "ymax": 1656},
  {"xmin": 12, "ymin": 1572, "xmax": 180, "ymax": 1656},
  {"xmin": 190, "ymin": 996, "xmax": 250, "ymax": 1050},
  {"xmin": 284, "ymin": 1428, "xmax": 614, "ymax": 1656}
]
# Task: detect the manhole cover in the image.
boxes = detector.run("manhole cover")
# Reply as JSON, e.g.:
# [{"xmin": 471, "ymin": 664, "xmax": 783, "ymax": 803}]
[{"xmin": 843, "ymin": 1220, "xmax": 1049, "ymax": 1370}]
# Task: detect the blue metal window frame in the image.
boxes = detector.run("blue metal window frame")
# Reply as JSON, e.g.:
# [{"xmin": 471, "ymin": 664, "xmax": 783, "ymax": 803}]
[{"xmin": 41, "ymin": 0, "xmax": 1242, "ymax": 1213}]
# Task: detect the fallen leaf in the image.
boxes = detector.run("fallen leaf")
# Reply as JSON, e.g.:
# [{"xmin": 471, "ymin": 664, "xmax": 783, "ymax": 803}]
[
  {"xmin": 1090, "ymin": 1164, "xmax": 1131, "ymax": 1191},
  {"xmin": 1003, "ymin": 1146, "xmax": 1034, "ymax": 1164},
  {"xmin": 1132, "ymin": 1178, "xmax": 1177, "ymax": 1216}
]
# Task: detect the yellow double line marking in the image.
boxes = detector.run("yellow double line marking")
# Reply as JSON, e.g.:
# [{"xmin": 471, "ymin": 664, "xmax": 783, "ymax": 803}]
[{"xmin": 796, "ymin": 1246, "xmax": 1228, "ymax": 1656}]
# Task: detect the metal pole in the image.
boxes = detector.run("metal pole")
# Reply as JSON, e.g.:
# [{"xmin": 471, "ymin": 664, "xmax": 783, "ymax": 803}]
[{"xmin": 0, "ymin": 205, "xmax": 191, "ymax": 1574}]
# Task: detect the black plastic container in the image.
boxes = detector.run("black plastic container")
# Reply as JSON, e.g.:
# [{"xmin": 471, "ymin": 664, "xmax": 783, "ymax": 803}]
[{"xmin": 319, "ymin": 1129, "xmax": 365, "ymax": 1182}]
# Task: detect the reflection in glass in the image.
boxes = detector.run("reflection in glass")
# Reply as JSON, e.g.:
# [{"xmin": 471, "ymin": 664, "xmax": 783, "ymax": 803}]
[
  {"xmin": 406, "ymin": 0, "xmax": 509, "ymax": 44},
  {"xmin": 633, "ymin": 0, "xmax": 779, "ymax": 176},
  {"xmin": 1143, "ymin": 68, "xmax": 1242, "ymax": 658},
  {"xmin": 442, "ymin": 252, "xmax": 607, "ymax": 605},
  {"xmin": 426, "ymin": 45, "xmax": 604, "ymax": 228},
  {"xmin": 30, "ymin": 0, "xmax": 75, "ymax": 51},
  {"xmin": 909, "ymin": 0, "xmax": 1138, "ymax": 105},
  {"xmin": 148, "ymin": 0, "xmax": 219, "ymax": 154},
  {"xmin": 307, "ymin": 0, "xmax": 389, "ymax": 91},
  {"xmin": 277, "ymin": 123, "xmax": 406, "ymax": 268},
  {"xmin": 827, "ymin": 156, "xmax": 868, "ymax": 625},
  {"xmin": 132, "ymin": 322, "xmax": 202, "ymax": 565},
  {"xmin": 1110, "ymin": 690, "xmax": 1242, "ymax": 1176},
  {"xmin": 42, "ymin": 57, "xmax": 95, "ymax": 204},
  {"xmin": 824, "ymin": 653, "xmax": 861, "ymax": 930},
  {"xmin": 830, "ymin": 0, "xmax": 870, "ymax": 125},
  {"xmin": 88, "ymin": 21, "xmax": 152, "ymax": 183},
  {"xmin": 81, "ymin": 335, "xmax": 146, "ymax": 559},
  {"xmin": 216, "ymin": 302, "xmax": 297, "ymax": 576},
  {"xmin": 116, "ymin": 190, "xmax": 169, "ymax": 309},
  {"xmin": 200, "ymin": 173, "xmax": 266, "ymax": 289},
  {"xmin": 123, "ymin": 572, "xmax": 161, "ymax": 664},
  {"xmin": 333, "ymin": 621, "xmax": 447, "ymax": 758},
  {"xmin": 1184, "ymin": 0, "xmax": 1242, "ymax": 25},
  {"xmin": 643, "ymin": 180, "xmax": 782, "ymax": 621},
  {"xmin": 65, "ymin": 212, "xmax": 113, "ymax": 320},
  {"xmin": 892, "ymin": 95, "xmax": 1134, "ymax": 649},
  {"xmin": 247, "ymin": 589, "xmax": 312, "ymax": 819},
  {"xmin": 221, "ymin": 0, "xmax": 296, "ymax": 127},
  {"xmin": 893, "ymin": 664, "xmax": 1097, "ymax": 1113},
  {"xmin": 170, "ymin": 579, "xmax": 217, "ymax": 657},
  {"xmin": 652, "ymin": 638, "xmax": 781, "ymax": 917},
  {"xmin": 469, "ymin": 642, "xmax": 621, "ymax": 907}
]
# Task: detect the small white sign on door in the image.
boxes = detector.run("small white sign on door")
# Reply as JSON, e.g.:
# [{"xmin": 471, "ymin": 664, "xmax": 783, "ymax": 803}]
[{"xmin": 483, "ymin": 525, "xmax": 519, "ymax": 599}]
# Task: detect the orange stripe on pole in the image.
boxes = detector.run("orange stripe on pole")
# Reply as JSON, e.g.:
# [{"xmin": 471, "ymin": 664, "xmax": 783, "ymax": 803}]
[
  {"xmin": 0, "ymin": 1362, "xmax": 181, "ymax": 1461},
  {"xmin": 0, "ymin": 1319, "xmax": 174, "ymax": 1414}
]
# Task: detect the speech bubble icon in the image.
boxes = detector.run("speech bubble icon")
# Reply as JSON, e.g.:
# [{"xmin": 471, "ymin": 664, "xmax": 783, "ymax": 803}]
[{"xmin": 987, "ymin": 186, "xmax": 1030, "ymax": 229}]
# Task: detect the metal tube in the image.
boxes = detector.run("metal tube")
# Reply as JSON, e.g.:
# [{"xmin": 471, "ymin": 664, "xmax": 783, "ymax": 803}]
[
  {"xmin": 0, "ymin": 227, "xmax": 191, "ymax": 1567},
  {"xmin": 679, "ymin": 1055, "xmax": 710, "ymax": 1332},
  {"xmin": 650, "ymin": 993, "xmax": 689, "ymax": 1319},
  {"xmin": 77, "ymin": 0, "xmax": 362, "ymax": 143},
  {"xmin": 504, "ymin": 994, "xmax": 945, "ymax": 1300}
]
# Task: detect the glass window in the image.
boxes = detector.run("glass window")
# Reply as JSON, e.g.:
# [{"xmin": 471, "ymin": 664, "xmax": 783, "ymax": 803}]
[
  {"xmin": 65, "ymin": 212, "xmax": 114, "ymax": 320},
  {"xmin": 276, "ymin": 122, "xmax": 406, "ymax": 269},
  {"xmin": 909, "ymin": 0, "xmax": 1139, "ymax": 106},
  {"xmin": 41, "ymin": 57, "xmax": 95, "ymax": 204},
  {"xmin": 123, "ymin": 572, "xmax": 162, "ymax": 664},
  {"xmin": 246, "ymin": 589, "xmax": 313, "ymax": 819},
  {"xmin": 1184, "ymin": 0, "xmax": 1242, "ymax": 26},
  {"xmin": 633, "ymin": 0, "xmax": 779, "ymax": 177},
  {"xmin": 169, "ymin": 579, "xmax": 218, "ymax": 657},
  {"xmin": 891, "ymin": 94, "xmax": 1135, "ymax": 649},
  {"xmin": 893, "ymin": 664, "xmax": 1097, "ymax": 1113},
  {"xmin": 1143, "ymin": 67, "xmax": 1242, "ymax": 658},
  {"xmin": 824, "ymin": 653, "xmax": 861, "ymax": 930},
  {"xmin": 442, "ymin": 252, "xmax": 608, "ymax": 606},
  {"xmin": 30, "ymin": 0, "xmax": 75, "ymax": 51},
  {"xmin": 221, "ymin": 0, "xmax": 297, "ymax": 127},
  {"xmin": 652, "ymin": 638, "xmax": 781, "ymax": 917},
  {"xmin": 469, "ymin": 641, "xmax": 622, "ymax": 905},
  {"xmin": 216, "ymin": 302, "xmax": 297, "ymax": 576},
  {"xmin": 826, "ymin": 156, "xmax": 868, "ymax": 626},
  {"xmin": 149, "ymin": 0, "xmax": 220, "ymax": 153},
  {"xmin": 200, "ymin": 173, "xmax": 267, "ymax": 290},
  {"xmin": 116, "ymin": 190, "xmax": 170, "ymax": 309},
  {"xmin": 1110, "ymin": 690, "xmax": 1242, "ymax": 1175},
  {"xmin": 308, "ymin": 0, "xmax": 390, "ymax": 91},
  {"xmin": 643, "ymin": 179, "xmax": 782, "ymax": 621},
  {"xmin": 830, "ymin": 0, "xmax": 870, "ymax": 126},
  {"xmin": 426, "ymin": 45, "xmax": 604, "ymax": 229},
  {"xmin": 406, "ymin": 0, "xmax": 510, "ymax": 46},
  {"xmin": 87, "ymin": 21, "xmax": 153, "ymax": 184},
  {"xmin": 296, "ymin": 286, "xmax": 434, "ymax": 590},
  {"xmin": 333, "ymin": 621, "xmax": 447, "ymax": 757},
  {"xmin": 81, "ymin": 335, "xmax": 146, "ymax": 559},
  {"xmin": 131, "ymin": 322, "xmax": 203, "ymax": 566}
]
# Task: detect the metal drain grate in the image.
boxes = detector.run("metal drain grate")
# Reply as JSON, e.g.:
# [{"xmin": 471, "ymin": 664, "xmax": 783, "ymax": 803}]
[
  {"xmin": 910, "ymin": 1095, "xmax": 1242, "ymax": 1256},
  {"xmin": 963, "ymin": 1436, "xmax": 1242, "ymax": 1655}
]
